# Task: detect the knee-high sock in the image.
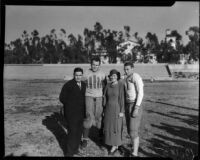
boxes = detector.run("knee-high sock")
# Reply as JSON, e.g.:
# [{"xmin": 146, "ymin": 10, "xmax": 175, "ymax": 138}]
[{"xmin": 132, "ymin": 136, "xmax": 139, "ymax": 156}]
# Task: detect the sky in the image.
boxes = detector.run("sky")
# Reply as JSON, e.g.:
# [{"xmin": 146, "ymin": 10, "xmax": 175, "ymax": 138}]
[{"xmin": 5, "ymin": 2, "xmax": 199, "ymax": 45}]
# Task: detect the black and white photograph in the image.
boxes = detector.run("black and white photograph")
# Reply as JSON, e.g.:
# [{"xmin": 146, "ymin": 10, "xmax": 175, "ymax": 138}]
[{"xmin": 3, "ymin": 1, "xmax": 199, "ymax": 158}]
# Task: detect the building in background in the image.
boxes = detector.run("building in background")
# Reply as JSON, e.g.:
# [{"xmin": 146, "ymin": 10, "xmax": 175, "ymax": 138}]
[
  {"xmin": 178, "ymin": 54, "xmax": 190, "ymax": 64},
  {"xmin": 116, "ymin": 39, "xmax": 140, "ymax": 63},
  {"xmin": 165, "ymin": 29, "xmax": 176, "ymax": 49}
]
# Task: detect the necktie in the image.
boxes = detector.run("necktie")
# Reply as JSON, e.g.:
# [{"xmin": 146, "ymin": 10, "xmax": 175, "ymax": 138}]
[{"xmin": 77, "ymin": 82, "xmax": 81, "ymax": 89}]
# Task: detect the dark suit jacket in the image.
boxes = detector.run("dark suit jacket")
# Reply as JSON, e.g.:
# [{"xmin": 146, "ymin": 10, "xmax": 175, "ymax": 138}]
[{"xmin": 59, "ymin": 79, "xmax": 86, "ymax": 124}]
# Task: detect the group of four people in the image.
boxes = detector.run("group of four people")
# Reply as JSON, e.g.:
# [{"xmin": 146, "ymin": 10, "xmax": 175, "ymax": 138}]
[{"xmin": 59, "ymin": 57, "xmax": 144, "ymax": 157}]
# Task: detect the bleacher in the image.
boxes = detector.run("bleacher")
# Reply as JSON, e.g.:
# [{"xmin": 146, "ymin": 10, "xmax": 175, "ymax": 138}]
[
  {"xmin": 101, "ymin": 64, "xmax": 172, "ymax": 80},
  {"xmin": 132, "ymin": 64, "xmax": 172, "ymax": 80},
  {"xmin": 4, "ymin": 63, "xmax": 172, "ymax": 80}
]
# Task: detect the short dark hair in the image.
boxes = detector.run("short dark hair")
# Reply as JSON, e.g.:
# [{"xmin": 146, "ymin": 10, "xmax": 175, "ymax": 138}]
[
  {"xmin": 91, "ymin": 56, "xmax": 101, "ymax": 65},
  {"xmin": 124, "ymin": 61, "xmax": 134, "ymax": 68},
  {"xmin": 73, "ymin": 67, "xmax": 83, "ymax": 74}
]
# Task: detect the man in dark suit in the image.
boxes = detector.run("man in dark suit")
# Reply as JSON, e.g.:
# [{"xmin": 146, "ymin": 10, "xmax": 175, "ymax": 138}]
[{"xmin": 59, "ymin": 67, "xmax": 86, "ymax": 157}]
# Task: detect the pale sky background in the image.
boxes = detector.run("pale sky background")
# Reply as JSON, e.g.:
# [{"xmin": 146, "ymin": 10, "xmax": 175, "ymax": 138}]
[{"xmin": 5, "ymin": 2, "xmax": 199, "ymax": 45}]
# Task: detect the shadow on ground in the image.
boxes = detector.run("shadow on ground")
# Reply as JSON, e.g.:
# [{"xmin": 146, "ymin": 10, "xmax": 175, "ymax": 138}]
[
  {"xmin": 146, "ymin": 109, "xmax": 198, "ymax": 144},
  {"xmin": 147, "ymin": 109, "xmax": 198, "ymax": 127},
  {"xmin": 42, "ymin": 112, "xmax": 110, "ymax": 156},
  {"xmin": 170, "ymin": 111, "xmax": 199, "ymax": 127},
  {"xmin": 88, "ymin": 126, "xmax": 133, "ymax": 157},
  {"xmin": 42, "ymin": 112, "xmax": 68, "ymax": 156},
  {"xmin": 88, "ymin": 126, "xmax": 109, "ymax": 150},
  {"xmin": 145, "ymin": 99, "xmax": 198, "ymax": 111},
  {"xmin": 140, "ymin": 107, "xmax": 198, "ymax": 159},
  {"xmin": 151, "ymin": 122, "xmax": 198, "ymax": 150},
  {"xmin": 140, "ymin": 121, "xmax": 198, "ymax": 159}
]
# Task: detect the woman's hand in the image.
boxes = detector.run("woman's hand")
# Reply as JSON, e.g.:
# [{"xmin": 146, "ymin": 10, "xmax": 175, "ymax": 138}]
[{"xmin": 119, "ymin": 112, "xmax": 124, "ymax": 117}]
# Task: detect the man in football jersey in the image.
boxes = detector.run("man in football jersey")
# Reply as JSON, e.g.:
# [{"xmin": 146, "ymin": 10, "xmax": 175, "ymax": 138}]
[
  {"xmin": 123, "ymin": 61, "xmax": 144, "ymax": 157},
  {"xmin": 81, "ymin": 57, "xmax": 107, "ymax": 148}
]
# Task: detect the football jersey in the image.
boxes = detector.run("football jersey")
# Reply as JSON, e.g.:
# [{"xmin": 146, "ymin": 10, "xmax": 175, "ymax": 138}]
[
  {"xmin": 124, "ymin": 73, "xmax": 144, "ymax": 105},
  {"xmin": 83, "ymin": 69, "xmax": 106, "ymax": 97}
]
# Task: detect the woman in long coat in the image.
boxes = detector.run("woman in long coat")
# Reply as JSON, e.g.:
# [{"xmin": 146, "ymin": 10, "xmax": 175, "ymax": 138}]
[
  {"xmin": 103, "ymin": 69, "xmax": 125, "ymax": 155},
  {"xmin": 59, "ymin": 67, "xmax": 86, "ymax": 157}
]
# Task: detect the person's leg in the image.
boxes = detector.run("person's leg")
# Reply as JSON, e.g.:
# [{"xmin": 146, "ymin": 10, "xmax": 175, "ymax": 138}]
[
  {"xmin": 132, "ymin": 136, "xmax": 139, "ymax": 156},
  {"xmin": 99, "ymin": 114, "xmax": 104, "ymax": 137},
  {"xmin": 82, "ymin": 96, "xmax": 95, "ymax": 147},
  {"xmin": 129, "ymin": 105, "xmax": 143, "ymax": 156},
  {"xmin": 125, "ymin": 103, "xmax": 131, "ymax": 135},
  {"xmin": 65, "ymin": 120, "xmax": 83, "ymax": 156},
  {"xmin": 91, "ymin": 97, "xmax": 105, "ymax": 149},
  {"xmin": 95, "ymin": 97, "xmax": 103, "ymax": 130},
  {"xmin": 94, "ymin": 97, "xmax": 104, "ymax": 142}
]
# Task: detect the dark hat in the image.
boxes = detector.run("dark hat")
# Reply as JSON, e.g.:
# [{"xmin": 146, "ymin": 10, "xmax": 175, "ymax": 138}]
[
  {"xmin": 109, "ymin": 69, "xmax": 118, "ymax": 76},
  {"xmin": 109, "ymin": 69, "xmax": 121, "ymax": 80}
]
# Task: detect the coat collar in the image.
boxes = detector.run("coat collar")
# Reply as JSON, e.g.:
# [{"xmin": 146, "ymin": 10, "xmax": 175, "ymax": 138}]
[{"xmin": 72, "ymin": 78, "xmax": 83, "ymax": 90}]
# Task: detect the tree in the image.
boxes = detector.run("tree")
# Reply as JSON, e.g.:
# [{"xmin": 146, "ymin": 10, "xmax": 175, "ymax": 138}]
[
  {"xmin": 118, "ymin": 31, "xmax": 124, "ymax": 42},
  {"xmin": 103, "ymin": 30, "xmax": 118, "ymax": 63},
  {"xmin": 94, "ymin": 22, "xmax": 103, "ymax": 33},
  {"xmin": 31, "ymin": 30, "xmax": 39, "ymax": 37},
  {"xmin": 186, "ymin": 26, "xmax": 199, "ymax": 42},
  {"xmin": 124, "ymin": 26, "xmax": 130, "ymax": 40},
  {"xmin": 171, "ymin": 30, "xmax": 183, "ymax": 54},
  {"xmin": 57, "ymin": 28, "xmax": 67, "ymax": 44},
  {"xmin": 67, "ymin": 33, "xmax": 88, "ymax": 63},
  {"xmin": 68, "ymin": 34, "xmax": 77, "ymax": 46},
  {"xmin": 41, "ymin": 34, "xmax": 57, "ymax": 63},
  {"xmin": 77, "ymin": 34, "xmax": 83, "ymax": 49},
  {"xmin": 10, "ymin": 38, "xmax": 29, "ymax": 64},
  {"xmin": 144, "ymin": 32, "xmax": 160, "ymax": 63},
  {"xmin": 29, "ymin": 30, "xmax": 44, "ymax": 63},
  {"xmin": 60, "ymin": 28, "xmax": 66, "ymax": 35},
  {"xmin": 159, "ymin": 40, "xmax": 179, "ymax": 63},
  {"xmin": 20, "ymin": 30, "xmax": 32, "ymax": 63},
  {"xmin": 145, "ymin": 32, "xmax": 159, "ymax": 50},
  {"xmin": 83, "ymin": 28, "xmax": 95, "ymax": 59},
  {"xmin": 185, "ymin": 26, "xmax": 199, "ymax": 61},
  {"xmin": 93, "ymin": 22, "xmax": 104, "ymax": 51},
  {"xmin": 50, "ymin": 29, "xmax": 57, "ymax": 44},
  {"xmin": 171, "ymin": 30, "xmax": 182, "ymax": 41}
]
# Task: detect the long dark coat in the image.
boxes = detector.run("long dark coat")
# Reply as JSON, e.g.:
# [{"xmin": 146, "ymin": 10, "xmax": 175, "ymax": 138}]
[{"xmin": 59, "ymin": 79, "xmax": 86, "ymax": 156}]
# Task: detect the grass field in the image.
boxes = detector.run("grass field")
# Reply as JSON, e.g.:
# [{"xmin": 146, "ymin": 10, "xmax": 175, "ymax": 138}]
[{"xmin": 4, "ymin": 79, "xmax": 199, "ymax": 158}]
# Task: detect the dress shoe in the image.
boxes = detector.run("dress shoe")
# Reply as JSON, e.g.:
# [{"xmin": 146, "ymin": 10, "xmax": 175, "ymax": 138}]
[
  {"xmin": 73, "ymin": 151, "xmax": 82, "ymax": 157},
  {"xmin": 129, "ymin": 152, "xmax": 137, "ymax": 157},
  {"xmin": 108, "ymin": 147, "xmax": 118, "ymax": 156}
]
